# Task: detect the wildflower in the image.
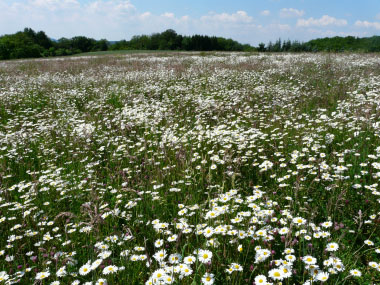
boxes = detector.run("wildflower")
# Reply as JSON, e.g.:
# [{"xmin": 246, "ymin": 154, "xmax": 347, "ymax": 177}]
[
  {"xmin": 293, "ymin": 217, "xmax": 306, "ymax": 226},
  {"xmin": 79, "ymin": 264, "xmax": 92, "ymax": 276},
  {"xmin": 326, "ymin": 242, "xmax": 339, "ymax": 252},
  {"xmin": 91, "ymin": 259, "xmax": 103, "ymax": 270},
  {"xmin": 369, "ymin": 261, "xmax": 378, "ymax": 269},
  {"xmin": 303, "ymin": 256, "xmax": 317, "ymax": 265},
  {"xmin": 169, "ymin": 253, "xmax": 182, "ymax": 264},
  {"xmin": 316, "ymin": 272, "xmax": 329, "ymax": 282},
  {"xmin": 98, "ymin": 251, "xmax": 112, "ymax": 259},
  {"xmin": 350, "ymin": 269, "xmax": 361, "ymax": 277},
  {"xmin": 153, "ymin": 249, "xmax": 167, "ymax": 262},
  {"xmin": 184, "ymin": 255, "xmax": 196, "ymax": 265},
  {"xmin": 285, "ymin": 255, "xmax": 296, "ymax": 262},
  {"xmin": 102, "ymin": 265, "xmax": 118, "ymax": 275},
  {"xmin": 36, "ymin": 271, "xmax": 50, "ymax": 280},
  {"xmin": 280, "ymin": 265, "xmax": 292, "ymax": 278},
  {"xmin": 0, "ymin": 272, "xmax": 9, "ymax": 282},
  {"xmin": 321, "ymin": 221, "xmax": 332, "ymax": 228},
  {"xmin": 203, "ymin": 227, "xmax": 214, "ymax": 238},
  {"xmin": 198, "ymin": 249, "xmax": 212, "ymax": 264},
  {"xmin": 152, "ymin": 269, "xmax": 166, "ymax": 281},
  {"xmin": 254, "ymin": 275, "xmax": 267, "ymax": 284},
  {"xmin": 231, "ymin": 263, "xmax": 243, "ymax": 271},
  {"xmin": 154, "ymin": 239, "xmax": 164, "ymax": 248},
  {"xmin": 201, "ymin": 273, "xmax": 215, "ymax": 285},
  {"xmin": 268, "ymin": 268, "xmax": 284, "ymax": 281},
  {"xmin": 167, "ymin": 234, "xmax": 178, "ymax": 242},
  {"xmin": 180, "ymin": 265, "xmax": 193, "ymax": 276},
  {"xmin": 95, "ymin": 279, "xmax": 107, "ymax": 285},
  {"xmin": 56, "ymin": 266, "xmax": 67, "ymax": 277}
]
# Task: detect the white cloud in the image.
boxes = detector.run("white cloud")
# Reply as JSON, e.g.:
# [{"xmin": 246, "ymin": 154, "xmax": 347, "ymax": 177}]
[
  {"xmin": 201, "ymin": 11, "xmax": 253, "ymax": 24},
  {"xmin": 355, "ymin": 20, "xmax": 380, "ymax": 30},
  {"xmin": 86, "ymin": 0, "xmax": 135, "ymax": 17},
  {"xmin": 29, "ymin": 0, "xmax": 80, "ymax": 11},
  {"xmin": 297, "ymin": 15, "xmax": 347, "ymax": 27},
  {"xmin": 161, "ymin": 12, "xmax": 175, "ymax": 19},
  {"xmin": 0, "ymin": 1, "xmax": 366, "ymax": 46},
  {"xmin": 280, "ymin": 8, "xmax": 304, "ymax": 18}
]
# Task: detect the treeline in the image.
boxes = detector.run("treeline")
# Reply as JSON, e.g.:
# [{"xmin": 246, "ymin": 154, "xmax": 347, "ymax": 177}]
[
  {"xmin": 110, "ymin": 29, "xmax": 253, "ymax": 51},
  {"xmin": 259, "ymin": 36, "xmax": 380, "ymax": 52},
  {"xmin": 1, "ymin": 28, "xmax": 380, "ymax": 60},
  {"xmin": 0, "ymin": 28, "xmax": 108, "ymax": 60},
  {"xmin": 0, "ymin": 28, "xmax": 253, "ymax": 60}
]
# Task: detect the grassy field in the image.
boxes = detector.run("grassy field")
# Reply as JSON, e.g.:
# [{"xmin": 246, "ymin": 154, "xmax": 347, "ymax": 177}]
[
  {"xmin": 0, "ymin": 52, "xmax": 380, "ymax": 284},
  {"xmin": 74, "ymin": 50, "xmax": 178, "ymax": 56}
]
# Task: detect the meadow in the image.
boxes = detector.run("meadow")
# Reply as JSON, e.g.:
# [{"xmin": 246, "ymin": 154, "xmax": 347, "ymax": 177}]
[{"xmin": 0, "ymin": 52, "xmax": 380, "ymax": 284}]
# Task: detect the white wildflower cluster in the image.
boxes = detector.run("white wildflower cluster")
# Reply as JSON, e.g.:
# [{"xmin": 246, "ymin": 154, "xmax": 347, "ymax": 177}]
[
  {"xmin": 73, "ymin": 122, "xmax": 96, "ymax": 138},
  {"xmin": 0, "ymin": 53, "xmax": 379, "ymax": 284}
]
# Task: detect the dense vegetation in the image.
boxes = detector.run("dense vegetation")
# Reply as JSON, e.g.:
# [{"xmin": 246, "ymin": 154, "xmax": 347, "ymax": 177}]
[
  {"xmin": 0, "ymin": 52, "xmax": 380, "ymax": 284},
  {"xmin": 0, "ymin": 28, "xmax": 253, "ymax": 60},
  {"xmin": 109, "ymin": 29, "xmax": 253, "ymax": 52},
  {"xmin": 0, "ymin": 28, "xmax": 109, "ymax": 60},
  {"xmin": 1, "ymin": 28, "xmax": 379, "ymax": 60},
  {"xmin": 260, "ymin": 36, "xmax": 380, "ymax": 52}
]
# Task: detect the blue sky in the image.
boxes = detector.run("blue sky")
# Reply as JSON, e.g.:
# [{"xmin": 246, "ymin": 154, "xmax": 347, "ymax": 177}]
[{"xmin": 1, "ymin": 0, "xmax": 379, "ymax": 45}]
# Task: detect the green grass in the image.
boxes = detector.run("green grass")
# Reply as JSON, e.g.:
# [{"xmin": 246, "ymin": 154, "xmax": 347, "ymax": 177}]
[{"xmin": 0, "ymin": 52, "xmax": 379, "ymax": 285}]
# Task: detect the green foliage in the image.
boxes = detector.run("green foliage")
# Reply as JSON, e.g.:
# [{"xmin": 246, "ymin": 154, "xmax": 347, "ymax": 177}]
[
  {"xmin": 0, "ymin": 27, "xmax": 110, "ymax": 60},
  {"xmin": 108, "ymin": 29, "xmax": 255, "ymax": 52},
  {"xmin": 263, "ymin": 36, "xmax": 380, "ymax": 52}
]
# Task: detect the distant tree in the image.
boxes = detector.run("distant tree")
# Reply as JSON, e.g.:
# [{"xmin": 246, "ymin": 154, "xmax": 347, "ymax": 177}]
[{"xmin": 258, "ymin": 43, "xmax": 266, "ymax": 52}]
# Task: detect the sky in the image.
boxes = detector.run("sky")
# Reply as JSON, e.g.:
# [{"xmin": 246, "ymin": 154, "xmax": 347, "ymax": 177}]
[{"xmin": 0, "ymin": 0, "xmax": 379, "ymax": 45}]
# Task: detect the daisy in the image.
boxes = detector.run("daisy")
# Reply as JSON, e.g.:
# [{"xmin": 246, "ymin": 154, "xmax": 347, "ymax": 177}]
[
  {"xmin": 316, "ymin": 272, "xmax": 329, "ymax": 282},
  {"xmin": 293, "ymin": 217, "xmax": 306, "ymax": 226},
  {"xmin": 201, "ymin": 273, "xmax": 215, "ymax": 285},
  {"xmin": 326, "ymin": 242, "xmax": 339, "ymax": 252},
  {"xmin": 152, "ymin": 269, "xmax": 166, "ymax": 281},
  {"xmin": 79, "ymin": 264, "xmax": 92, "ymax": 276},
  {"xmin": 36, "ymin": 271, "xmax": 50, "ymax": 280},
  {"xmin": 167, "ymin": 234, "xmax": 178, "ymax": 242},
  {"xmin": 198, "ymin": 249, "xmax": 212, "ymax": 264},
  {"xmin": 303, "ymin": 255, "xmax": 317, "ymax": 265},
  {"xmin": 254, "ymin": 275, "xmax": 267, "ymax": 284},
  {"xmin": 184, "ymin": 255, "xmax": 196, "ymax": 265},
  {"xmin": 56, "ymin": 266, "xmax": 67, "ymax": 277},
  {"xmin": 231, "ymin": 263, "xmax": 243, "ymax": 271},
  {"xmin": 95, "ymin": 279, "xmax": 107, "ymax": 285},
  {"xmin": 91, "ymin": 259, "xmax": 103, "ymax": 270},
  {"xmin": 102, "ymin": 265, "xmax": 118, "ymax": 275},
  {"xmin": 369, "ymin": 261, "xmax": 378, "ymax": 269},
  {"xmin": 203, "ymin": 227, "xmax": 214, "ymax": 238},
  {"xmin": 154, "ymin": 239, "xmax": 164, "ymax": 248},
  {"xmin": 280, "ymin": 265, "xmax": 292, "ymax": 278},
  {"xmin": 268, "ymin": 268, "xmax": 284, "ymax": 281},
  {"xmin": 180, "ymin": 265, "xmax": 193, "ymax": 276},
  {"xmin": 168, "ymin": 253, "xmax": 182, "ymax": 264},
  {"xmin": 153, "ymin": 249, "xmax": 167, "ymax": 262},
  {"xmin": 0, "ymin": 272, "xmax": 9, "ymax": 282},
  {"xmin": 350, "ymin": 269, "xmax": 361, "ymax": 277}
]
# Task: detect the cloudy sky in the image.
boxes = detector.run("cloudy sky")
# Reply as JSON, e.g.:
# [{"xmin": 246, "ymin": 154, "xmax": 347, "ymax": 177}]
[{"xmin": 1, "ymin": 0, "xmax": 379, "ymax": 45}]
